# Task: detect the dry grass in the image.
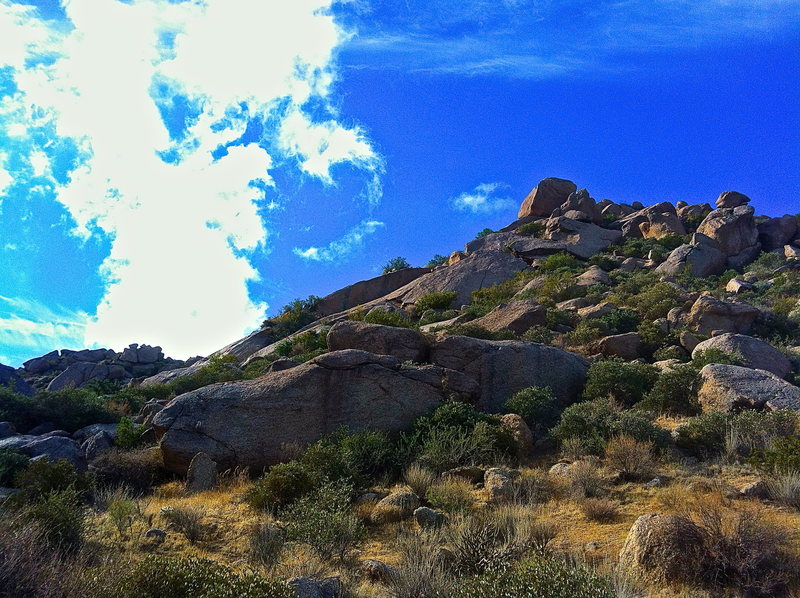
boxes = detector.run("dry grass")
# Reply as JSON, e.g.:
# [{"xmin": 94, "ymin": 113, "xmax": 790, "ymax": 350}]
[
  {"xmin": 402, "ymin": 463, "xmax": 437, "ymax": 499},
  {"xmin": 426, "ymin": 478, "xmax": 474, "ymax": 514},
  {"xmin": 604, "ymin": 435, "xmax": 655, "ymax": 481},
  {"xmin": 579, "ymin": 498, "xmax": 619, "ymax": 523},
  {"xmin": 567, "ymin": 458, "xmax": 607, "ymax": 499},
  {"xmin": 768, "ymin": 470, "xmax": 800, "ymax": 509}
]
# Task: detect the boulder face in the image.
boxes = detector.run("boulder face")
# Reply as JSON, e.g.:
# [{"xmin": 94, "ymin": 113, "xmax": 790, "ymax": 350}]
[
  {"xmin": 559, "ymin": 188, "xmax": 602, "ymax": 224},
  {"xmin": 697, "ymin": 205, "xmax": 760, "ymax": 266},
  {"xmin": 715, "ymin": 190, "xmax": 750, "ymax": 209},
  {"xmin": 543, "ymin": 217, "xmax": 623, "ymax": 259},
  {"xmin": 153, "ymin": 350, "xmax": 479, "ymax": 474},
  {"xmin": 618, "ymin": 202, "xmax": 686, "ymax": 240},
  {"xmin": 212, "ymin": 327, "xmax": 276, "ymax": 363},
  {"xmin": 0, "ymin": 364, "xmax": 35, "ymax": 397},
  {"xmin": 595, "ymin": 332, "xmax": 642, "ymax": 360},
  {"xmin": 518, "ymin": 177, "xmax": 577, "ymax": 219},
  {"xmin": 696, "ymin": 364, "xmax": 800, "ymax": 413},
  {"xmin": 316, "ymin": 267, "xmax": 432, "ymax": 317},
  {"xmin": 469, "ymin": 300, "xmax": 547, "ymax": 336},
  {"xmin": 757, "ymin": 215, "xmax": 798, "ymax": 252},
  {"xmin": 692, "ymin": 334, "xmax": 792, "ymax": 379},
  {"xmin": 686, "ymin": 293, "xmax": 760, "ymax": 335},
  {"xmin": 429, "ymin": 336, "xmax": 588, "ymax": 412},
  {"xmin": 326, "ymin": 320, "xmax": 430, "ymax": 363},
  {"xmin": 47, "ymin": 362, "xmax": 128, "ymax": 392},
  {"xmin": 656, "ymin": 234, "xmax": 726, "ymax": 277},
  {"xmin": 384, "ymin": 251, "xmax": 528, "ymax": 307}
]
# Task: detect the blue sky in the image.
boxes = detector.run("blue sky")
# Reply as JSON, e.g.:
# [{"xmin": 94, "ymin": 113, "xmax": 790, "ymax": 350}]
[{"xmin": 0, "ymin": 0, "xmax": 798, "ymax": 365}]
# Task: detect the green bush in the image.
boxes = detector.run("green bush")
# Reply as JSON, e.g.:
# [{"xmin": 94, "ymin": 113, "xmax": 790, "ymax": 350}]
[
  {"xmin": 363, "ymin": 310, "xmax": 413, "ymax": 328},
  {"xmin": 674, "ymin": 411, "xmax": 728, "ymax": 457},
  {"xmin": 545, "ymin": 308, "xmax": 578, "ymax": 329},
  {"xmin": 426, "ymin": 478, "xmax": 474, "ymax": 514},
  {"xmin": 637, "ymin": 365, "xmax": 701, "ymax": 415},
  {"xmin": 448, "ymin": 556, "xmax": 615, "ymax": 598},
  {"xmin": 170, "ymin": 354, "xmax": 243, "ymax": 396},
  {"xmin": 534, "ymin": 272, "xmax": 578, "ymax": 305},
  {"xmin": 517, "ymin": 221, "xmax": 545, "ymax": 237},
  {"xmin": 265, "ymin": 295, "xmax": 321, "ymax": 341},
  {"xmin": 522, "ymin": 326, "xmax": 554, "ymax": 344},
  {"xmin": 446, "ymin": 324, "xmax": 515, "ymax": 340},
  {"xmin": 691, "ymin": 348, "xmax": 742, "ymax": 369},
  {"xmin": 246, "ymin": 460, "xmax": 315, "ymax": 513},
  {"xmin": 503, "ymin": 386, "xmax": 560, "ymax": 429},
  {"xmin": 612, "ymin": 235, "xmax": 686, "ymax": 260},
  {"xmin": 414, "ymin": 291, "xmax": 458, "ymax": 313},
  {"xmin": 282, "ymin": 481, "xmax": 364, "ymax": 560},
  {"xmin": 750, "ymin": 436, "xmax": 800, "ymax": 473},
  {"xmin": 92, "ymin": 447, "xmax": 168, "ymax": 493},
  {"xmin": 272, "ymin": 331, "xmax": 328, "ymax": 363},
  {"xmin": 538, "ymin": 252, "xmax": 579, "ymax": 272},
  {"xmin": 587, "ymin": 254, "xmax": 620, "ymax": 271},
  {"xmin": 0, "ymin": 449, "xmax": 29, "ymax": 486},
  {"xmin": 0, "ymin": 386, "xmax": 118, "ymax": 434},
  {"xmin": 115, "ymin": 417, "xmax": 147, "ymax": 449},
  {"xmin": 110, "ymin": 556, "xmax": 293, "ymax": 598},
  {"xmin": 20, "ymin": 487, "xmax": 85, "ymax": 551},
  {"xmin": 552, "ymin": 398, "xmax": 669, "ymax": 455},
  {"xmin": 465, "ymin": 270, "xmax": 538, "ymax": 317},
  {"xmin": 11, "ymin": 458, "xmax": 91, "ymax": 503},
  {"xmin": 383, "ymin": 256, "xmax": 412, "ymax": 274},
  {"xmin": 474, "ymin": 228, "xmax": 495, "ymax": 240},
  {"xmin": 582, "ymin": 358, "xmax": 659, "ymax": 407},
  {"xmin": 425, "ymin": 254, "xmax": 449, "ymax": 267}
]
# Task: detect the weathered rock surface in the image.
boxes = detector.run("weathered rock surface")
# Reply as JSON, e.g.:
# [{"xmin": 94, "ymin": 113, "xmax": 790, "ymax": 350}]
[
  {"xmin": 17, "ymin": 436, "xmax": 86, "ymax": 471},
  {"xmin": 656, "ymin": 233, "xmax": 727, "ymax": 277},
  {"xmin": 619, "ymin": 513, "xmax": 706, "ymax": 582},
  {"xmin": 154, "ymin": 350, "xmax": 479, "ymax": 473},
  {"xmin": 0, "ymin": 364, "xmax": 35, "ymax": 397},
  {"xmin": 382, "ymin": 251, "xmax": 528, "ymax": 307},
  {"xmin": 618, "ymin": 202, "xmax": 686, "ymax": 239},
  {"xmin": 715, "ymin": 190, "xmax": 750, "ymax": 209},
  {"xmin": 82, "ymin": 431, "xmax": 113, "ymax": 461},
  {"xmin": 543, "ymin": 217, "xmax": 623, "ymax": 259},
  {"xmin": 464, "ymin": 231, "xmax": 520, "ymax": 254},
  {"xmin": 692, "ymin": 334, "xmax": 792, "ymax": 378},
  {"xmin": 686, "ymin": 293, "xmax": 760, "ymax": 335},
  {"xmin": 559, "ymin": 188, "xmax": 602, "ymax": 224},
  {"xmin": 371, "ymin": 491, "xmax": 420, "ymax": 522},
  {"xmin": 186, "ymin": 452, "xmax": 218, "ymax": 493},
  {"xmin": 484, "ymin": 467, "xmax": 519, "ymax": 500},
  {"xmin": 469, "ymin": 300, "xmax": 546, "ymax": 336},
  {"xmin": 140, "ymin": 360, "xmax": 206, "ymax": 387},
  {"xmin": 518, "ymin": 177, "xmax": 577, "ymax": 219},
  {"xmin": 22, "ymin": 350, "xmax": 60, "ymax": 375},
  {"xmin": 429, "ymin": 336, "xmax": 588, "ymax": 412},
  {"xmin": 758, "ymin": 215, "xmax": 798, "ymax": 252},
  {"xmin": 212, "ymin": 327, "xmax": 276, "ymax": 363},
  {"xmin": 316, "ymin": 267, "xmax": 431, "ymax": 317},
  {"xmin": 414, "ymin": 506, "xmax": 446, "ymax": 528},
  {"xmin": 327, "ymin": 320, "xmax": 429, "ymax": 363},
  {"xmin": 596, "ymin": 333, "xmax": 642, "ymax": 360},
  {"xmin": 575, "ymin": 266, "xmax": 612, "ymax": 287},
  {"xmin": 697, "ymin": 205, "xmax": 760, "ymax": 266},
  {"xmin": 47, "ymin": 362, "xmax": 128, "ymax": 392},
  {"xmin": 696, "ymin": 364, "xmax": 800, "ymax": 412},
  {"xmin": 500, "ymin": 413, "xmax": 534, "ymax": 456}
]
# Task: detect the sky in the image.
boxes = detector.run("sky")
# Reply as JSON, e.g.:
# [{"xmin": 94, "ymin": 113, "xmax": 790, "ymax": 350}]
[{"xmin": 0, "ymin": 0, "xmax": 798, "ymax": 366}]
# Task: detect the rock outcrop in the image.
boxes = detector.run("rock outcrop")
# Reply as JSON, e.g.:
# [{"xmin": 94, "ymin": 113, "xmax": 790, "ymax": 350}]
[
  {"xmin": 691, "ymin": 333, "xmax": 792, "ymax": 379},
  {"xmin": 316, "ymin": 267, "xmax": 432, "ymax": 317},
  {"xmin": 758, "ymin": 215, "xmax": 798, "ymax": 252},
  {"xmin": 326, "ymin": 321, "xmax": 429, "ymax": 363},
  {"xmin": 697, "ymin": 205, "xmax": 760, "ymax": 268},
  {"xmin": 468, "ymin": 300, "xmax": 547, "ymax": 336},
  {"xmin": 696, "ymin": 364, "xmax": 800, "ymax": 412},
  {"xmin": 618, "ymin": 202, "xmax": 686, "ymax": 240},
  {"xmin": 685, "ymin": 293, "xmax": 760, "ymax": 335},
  {"xmin": 656, "ymin": 233, "xmax": 727, "ymax": 277},
  {"xmin": 154, "ymin": 350, "xmax": 479, "ymax": 473},
  {"xmin": 0, "ymin": 364, "xmax": 35, "ymax": 397},
  {"xmin": 518, "ymin": 177, "xmax": 577, "ymax": 219}
]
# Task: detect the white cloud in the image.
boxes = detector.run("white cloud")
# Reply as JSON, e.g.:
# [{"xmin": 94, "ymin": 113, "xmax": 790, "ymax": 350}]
[
  {"xmin": 451, "ymin": 182, "xmax": 514, "ymax": 214},
  {"xmin": 0, "ymin": 295, "xmax": 89, "ymax": 357},
  {"xmin": 1, "ymin": 0, "xmax": 383, "ymax": 358},
  {"xmin": 294, "ymin": 219, "xmax": 385, "ymax": 262}
]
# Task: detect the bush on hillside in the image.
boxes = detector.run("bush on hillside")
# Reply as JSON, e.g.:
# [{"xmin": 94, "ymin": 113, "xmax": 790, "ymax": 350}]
[
  {"xmin": 20, "ymin": 488, "xmax": 85, "ymax": 551},
  {"xmin": 474, "ymin": 228, "xmax": 495, "ymax": 240},
  {"xmin": 538, "ymin": 252, "xmax": 579, "ymax": 272},
  {"xmin": 425, "ymin": 254, "xmax": 449, "ymax": 267},
  {"xmin": 637, "ymin": 364, "xmax": 701, "ymax": 415},
  {"xmin": 92, "ymin": 447, "xmax": 168, "ymax": 493},
  {"xmin": 414, "ymin": 291, "xmax": 458, "ymax": 313},
  {"xmin": 10, "ymin": 458, "xmax": 91, "ymax": 503},
  {"xmin": 0, "ymin": 449, "xmax": 29, "ymax": 486},
  {"xmin": 114, "ymin": 417, "xmax": 147, "ymax": 449},
  {"xmin": 582, "ymin": 358, "xmax": 659, "ymax": 407},
  {"xmin": 246, "ymin": 460, "xmax": 315, "ymax": 513},
  {"xmin": 265, "ymin": 295, "xmax": 321, "ymax": 340},
  {"xmin": 749, "ymin": 436, "xmax": 800, "ymax": 473},
  {"xmin": 517, "ymin": 221, "xmax": 545, "ymax": 237},
  {"xmin": 502, "ymin": 386, "xmax": 560, "ymax": 429},
  {"xmin": 363, "ymin": 310, "xmax": 413, "ymax": 328},
  {"xmin": 446, "ymin": 323, "xmax": 515, "ymax": 340},
  {"xmin": 0, "ymin": 386, "xmax": 118, "ymax": 434},
  {"xmin": 383, "ymin": 257, "xmax": 412, "ymax": 274}
]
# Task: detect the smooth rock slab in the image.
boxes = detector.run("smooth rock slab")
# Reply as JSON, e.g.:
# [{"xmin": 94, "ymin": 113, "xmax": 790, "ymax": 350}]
[
  {"xmin": 697, "ymin": 364, "xmax": 800, "ymax": 413},
  {"xmin": 692, "ymin": 333, "xmax": 792, "ymax": 379}
]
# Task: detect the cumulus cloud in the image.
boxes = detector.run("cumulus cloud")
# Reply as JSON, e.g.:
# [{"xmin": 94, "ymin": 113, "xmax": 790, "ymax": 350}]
[
  {"xmin": 451, "ymin": 182, "xmax": 514, "ymax": 214},
  {"xmin": 294, "ymin": 219, "xmax": 385, "ymax": 262},
  {"xmin": 0, "ymin": 0, "xmax": 383, "ymax": 358}
]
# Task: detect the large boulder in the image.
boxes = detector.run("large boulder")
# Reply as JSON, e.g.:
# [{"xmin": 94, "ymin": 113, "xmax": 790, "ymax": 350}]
[
  {"xmin": 60, "ymin": 348, "xmax": 116, "ymax": 364},
  {"xmin": 685, "ymin": 293, "xmax": 760, "ymax": 335},
  {"xmin": 518, "ymin": 177, "xmax": 577, "ymax": 219},
  {"xmin": 692, "ymin": 334, "xmax": 792, "ymax": 379},
  {"xmin": 0, "ymin": 364, "xmax": 35, "ymax": 397},
  {"xmin": 595, "ymin": 332, "xmax": 642, "ymax": 360},
  {"xmin": 18, "ymin": 436, "xmax": 86, "ymax": 471},
  {"xmin": 382, "ymin": 251, "xmax": 528, "ymax": 307},
  {"xmin": 558, "ymin": 188, "xmax": 602, "ymax": 224},
  {"xmin": 543, "ymin": 217, "xmax": 623, "ymax": 259},
  {"xmin": 316, "ymin": 267, "xmax": 431, "ymax": 317},
  {"xmin": 326, "ymin": 320, "xmax": 429, "ymax": 363},
  {"xmin": 212, "ymin": 327, "xmax": 276, "ymax": 363},
  {"xmin": 465, "ymin": 231, "xmax": 520, "ymax": 254},
  {"xmin": 618, "ymin": 202, "xmax": 686, "ymax": 240},
  {"xmin": 715, "ymin": 190, "xmax": 750, "ymax": 209},
  {"xmin": 696, "ymin": 364, "xmax": 800, "ymax": 412},
  {"xmin": 619, "ymin": 513, "xmax": 706, "ymax": 582},
  {"xmin": 120, "ymin": 343, "xmax": 163, "ymax": 364},
  {"xmin": 757, "ymin": 215, "xmax": 798, "ymax": 252},
  {"xmin": 429, "ymin": 336, "xmax": 588, "ymax": 412},
  {"xmin": 469, "ymin": 300, "xmax": 547, "ymax": 336},
  {"xmin": 697, "ymin": 205, "xmax": 760, "ymax": 267},
  {"xmin": 140, "ymin": 359, "xmax": 206, "ymax": 387},
  {"xmin": 47, "ymin": 362, "xmax": 127, "ymax": 391},
  {"xmin": 575, "ymin": 265, "xmax": 612, "ymax": 287},
  {"xmin": 655, "ymin": 233, "xmax": 727, "ymax": 277},
  {"xmin": 22, "ymin": 350, "xmax": 60, "ymax": 375},
  {"xmin": 677, "ymin": 203, "xmax": 712, "ymax": 225},
  {"xmin": 153, "ymin": 350, "xmax": 479, "ymax": 474}
]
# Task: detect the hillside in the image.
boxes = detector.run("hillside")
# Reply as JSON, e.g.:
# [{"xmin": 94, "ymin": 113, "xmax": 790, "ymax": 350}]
[{"xmin": 2, "ymin": 177, "xmax": 800, "ymax": 598}]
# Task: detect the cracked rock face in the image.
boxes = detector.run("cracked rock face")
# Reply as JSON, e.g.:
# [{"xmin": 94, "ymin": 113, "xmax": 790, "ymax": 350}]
[{"xmin": 153, "ymin": 349, "xmax": 479, "ymax": 474}]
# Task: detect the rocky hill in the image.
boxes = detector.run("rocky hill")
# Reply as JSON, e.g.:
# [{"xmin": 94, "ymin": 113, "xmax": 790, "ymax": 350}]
[{"xmin": 2, "ymin": 177, "xmax": 800, "ymax": 598}]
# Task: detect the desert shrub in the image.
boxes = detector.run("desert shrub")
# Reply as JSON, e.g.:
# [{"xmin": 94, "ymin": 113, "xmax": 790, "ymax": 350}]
[
  {"xmin": 691, "ymin": 348, "xmax": 742, "ymax": 369},
  {"xmin": 515, "ymin": 221, "xmax": 544, "ymax": 237},
  {"xmin": 726, "ymin": 410, "xmax": 798, "ymax": 461},
  {"xmin": 418, "ymin": 308, "xmax": 459, "ymax": 326},
  {"xmin": 564, "ymin": 320, "xmax": 605, "ymax": 346},
  {"xmin": 426, "ymin": 254, "xmax": 449, "ymax": 267},
  {"xmin": 588, "ymin": 253, "xmax": 621, "ymax": 271},
  {"xmin": 545, "ymin": 307, "xmax": 578, "ymax": 329},
  {"xmin": 625, "ymin": 281, "xmax": 683, "ymax": 320},
  {"xmin": 599, "ymin": 308, "xmax": 641, "ymax": 335},
  {"xmin": 274, "ymin": 331, "xmax": 328, "ymax": 362},
  {"xmin": 582, "ymin": 358, "xmax": 659, "ymax": 407},
  {"xmin": 0, "ymin": 386, "xmax": 118, "ymax": 434},
  {"xmin": 567, "ymin": 459, "xmax": 606, "ymax": 498},
  {"xmin": 161, "ymin": 505, "xmax": 204, "ymax": 543},
  {"xmin": 447, "ymin": 510, "xmax": 537, "ymax": 575},
  {"xmin": 364, "ymin": 310, "xmax": 413, "ymax": 328},
  {"xmin": 579, "ymin": 497, "xmax": 619, "ymax": 522},
  {"xmin": 503, "ymin": 386, "xmax": 560, "ymax": 430},
  {"xmin": 509, "ymin": 469, "xmax": 554, "ymax": 505},
  {"xmin": 749, "ymin": 435, "xmax": 800, "ymax": 473},
  {"xmin": 0, "ymin": 448, "xmax": 29, "ymax": 486},
  {"xmin": 426, "ymin": 477, "xmax": 474, "ymax": 514},
  {"xmin": 651, "ymin": 344, "xmax": 687, "ymax": 361},
  {"xmin": 553, "ymin": 398, "xmax": 668, "ymax": 455},
  {"xmin": 747, "ymin": 251, "xmax": 785, "ymax": 278},
  {"xmin": 91, "ymin": 447, "xmax": 167, "ymax": 493},
  {"xmin": 474, "ymin": 228, "xmax": 495, "ymax": 239},
  {"xmin": 674, "ymin": 411, "xmax": 728, "ymax": 457},
  {"xmin": 767, "ymin": 470, "xmax": 800, "ymax": 509},
  {"xmin": 534, "ymin": 272, "xmax": 578, "ymax": 305},
  {"xmin": 446, "ymin": 323, "xmax": 515, "ymax": 340},
  {"xmin": 604, "ymin": 435, "xmax": 655, "ymax": 480},
  {"xmin": 613, "ymin": 235, "xmax": 686, "ymax": 260},
  {"xmin": 521, "ymin": 325, "xmax": 554, "ymax": 344},
  {"xmin": 242, "ymin": 359, "xmax": 272, "ymax": 379},
  {"xmin": 389, "ymin": 530, "xmax": 454, "ymax": 598},
  {"xmin": 465, "ymin": 270, "xmax": 538, "ymax": 317},
  {"xmin": 10, "ymin": 458, "xmax": 91, "ymax": 503},
  {"xmin": 414, "ymin": 291, "xmax": 458, "ymax": 313},
  {"xmin": 110, "ymin": 555, "xmax": 293, "ymax": 598},
  {"xmin": 114, "ymin": 417, "xmax": 147, "ymax": 449},
  {"xmin": 106, "ymin": 490, "xmax": 139, "ymax": 538},
  {"xmin": 383, "ymin": 256, "xmax": 412, "ymax": 274},
  {"xmin": 282, "ymin": 481, "xmax": 364, "ymax": 560},
  {"xmin": 447, "ymin": 556, "xmax": 615, "ymax": 598},
  {"xmin": 170, "ymin": 354, "xmax": 243, "ymax": 395},
  {"xmin": 246, "ymin": 460, "xmax": 315, "ymax": 513},
  {"xmin": 403, "ymin": 463, "xmax": 437, "ymax": 498},
  {"xmin": 265, "ymin": 295, "xmax": 321, "ymax": 341},
  {"xmin": 538, "ymin": 252, "xmax": 579, "ymax": 272},
  {"xmin": 248, "ymin": 522, "xmax": 285, "ymax": 572},
  {"xmin": 637, "ymin": 364, "xmax": 701, "ymax": 415},
  {"xmin": 400, "ymin": 403, "xmax": 517, "ymax": 472},
  {"xmin": 20, "ymin": 487, "xmax": 85, "ymax": 550}
]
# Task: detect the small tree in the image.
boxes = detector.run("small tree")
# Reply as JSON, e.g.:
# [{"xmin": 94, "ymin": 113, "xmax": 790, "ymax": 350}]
[{"xmin": 382, "ymin": 257, "xmax": 412, "ymax": 274}]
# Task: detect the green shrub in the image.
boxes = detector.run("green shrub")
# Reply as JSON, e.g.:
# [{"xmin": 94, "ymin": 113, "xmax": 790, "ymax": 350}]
[
  {"xmin": 538, "ymin": 252, "xmax": 579, "ymax": 272},
  {"xmin": 107, "ymin": 492, "xmax": 139, "ymax": 538},
  {"xmin": 466, "ymin": 270, "xmax": 538, "ymax": 316},
  {"xmin": 612, "ymin": 280, "xmax": 683, "ymax": 321},
  {"xmin": 517, "ymin": 221, "xmax": 545, "ymax": 237},
  {"xmin": 637, "ymin": 365, "xmax": 701, "ymax": 415},
  {"xmin": 363, "ymin": 310, "xmax": 413, "ymax": 328},
  {"xmin": 21, "ymin": 488, "xmax": 85, "ymax": 550},
  {"xmin": 383, "ymin": 256, "xmax": 412, "ymax": 274},
  {"xmin": 0, "ymin": 387, "xmax": 118, "ymax": 434},
  {"xmin": 161, "ymin": 505, "xmax": 204, "ymax": 544},
  {"xmin": 582, "ymin": 358, "xmax": 659, "ymax": 407},
  {"xmin": 426, "ymin": 478, "xmax": 474, "ymax": 514},
  {"xmin": 419, "ymin": 308, "xmax": 460, "ymax": 326},
  {"xmin": 11, "ymin": 458, "xmax": 91, "ymax": 503},
  {"xmin": 92, "ymin": 447, "xmax": 168, "ymax": 493},
  {"xmin": 265, "ymin": 295, "xmax": 321, "ymax": 341},
  {"xmin": 426, "ymin": 254, "xmax": 449, "ymax": 267},
  {"xmin": 612, "ymin": 235, "xmax": 686, "ymax": 260},
  {"xmin": 246, "ymin": 460, "xmax": 315, "ymax": 513},
  {"xmin": 114, "ymin": 417, "xmax": 147, "ymax": 449},
  {"xmin": 474, "ymin": 228, "xmax": 495, "ymax": 240},
  {"xmin": 446, "ymin": 323, "xmax": 515, "ymax": 340},
  {"xmin": 691, "ymin": 348, "xmax": 742, "ymax": 369},
  {"xmin": 271, "ymin": 331, "xmax": 328, "ymax": 363},
  {"xmin": 545, "ymin": 308, "xmax": 578, "ymax": 329},
  {"xmin": 674, "ymin": 411, "xmax": 728, "ymax": 457},
  {"xmin": 652, "ymin": 344, "xmax": 687, "ymax": 362},
  {"xmin": 749, "ymin": 436, "xmax": 800, "ymax": 473},
  {"xmin": 282, "ymin": 481, "xmax": 364, "ymax": 560},
  {"xmin": 534, "ymin": 272, "xmax": 578, "ymax": 305},
  {"xmin": 414, "ymin": 291, "xmax": 458, "ymax": 313},
  {"xmin": 552, "ymin": 398, "xmax": 668, "ymax": 455},
  {"xmin": 587, "ymin": 254, "xmax": 620, "ymax": 271},
  {"xmin": 170, "ymin": 354, "xmax": 243, "ymax": 395},
  {"xmin": 0, "ymin": 449, "xmax": 29, "ymax": 486},
  {"xmin": 522, "ymin": 326, "xmax": 554, "ymax": 344},
  {"xmin": 110, "ymin": 556, "xmax": 293, "ymax": 598},
  {"xmin": 503, "ymin": 386, "xmax": 560, "ymax": 429}
]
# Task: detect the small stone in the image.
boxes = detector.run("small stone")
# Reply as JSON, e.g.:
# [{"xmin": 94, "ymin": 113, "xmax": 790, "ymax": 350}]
[
  {"xmin": 414, "ymin": 506, "xmax": 446, "ymax": 529},
  {"xmin": 185, "ymin": 452, "xmax": 218, "ymax": 493},
  {"xmin": 144, "ymin": 528, "xmax": 167, "ymax": 542},
  {"xmin": 643, "ymin": 476, "xmax": 668, "ymax": 489},
  {"xmin": 739, "ymin": 480, "xmax": 769, "ymax": 499},
  {"xmin": 362, "ymin": 559, "xmax": 396, "ymax": 584}
]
